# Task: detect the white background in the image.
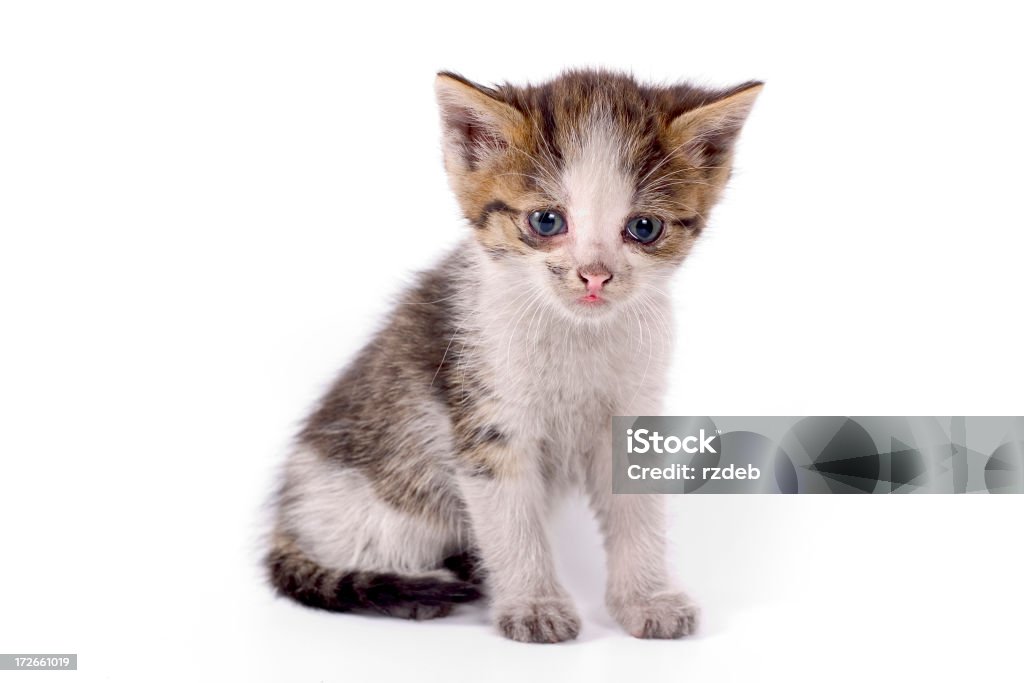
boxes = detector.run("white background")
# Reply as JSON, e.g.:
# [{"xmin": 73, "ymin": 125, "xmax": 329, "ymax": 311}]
[{"xmin": 2, "ymin": 1, "xmax": 1022, "ymax": 681}]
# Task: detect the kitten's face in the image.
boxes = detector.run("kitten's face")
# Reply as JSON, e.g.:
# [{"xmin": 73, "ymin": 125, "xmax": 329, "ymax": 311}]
[{"xmin": 436, "ymin": 70, "xmax": 761, "ymax": 321}]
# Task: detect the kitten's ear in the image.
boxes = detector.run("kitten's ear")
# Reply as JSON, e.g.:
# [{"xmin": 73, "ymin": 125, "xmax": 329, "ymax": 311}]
[
  {"xmin": 669, "ymin": 82, "xmax": 763, "ymax": 166},
  {"xmin": 435, "ymin": 72, "xmax": 524, "ymax": 171}
]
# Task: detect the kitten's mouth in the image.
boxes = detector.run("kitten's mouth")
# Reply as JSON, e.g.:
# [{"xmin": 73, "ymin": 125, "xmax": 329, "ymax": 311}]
[{"xmin": 578, "ymin": 294, "xmax": 606, "ymax": 305}]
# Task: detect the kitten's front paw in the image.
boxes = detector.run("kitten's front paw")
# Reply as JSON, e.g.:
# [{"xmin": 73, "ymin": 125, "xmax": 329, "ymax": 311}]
[
  {"xmin": 495, "ymin": 597, "xmax": 581, "ymax": 644},
  {"xmin": 611, "ymin": 592, "xmax": 699, "ymax": 639}
]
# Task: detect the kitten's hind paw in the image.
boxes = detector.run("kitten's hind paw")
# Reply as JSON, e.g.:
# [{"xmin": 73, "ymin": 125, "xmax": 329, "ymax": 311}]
[
  {"xmin": 495, "ymin": 598, "xmax": 581, "ymax": 644},
  {"xmin": 612, "ymin": 592, "xmax": 700, "ymax": 639},
  {"xmin": 385, "ymin": 602, "xmax": 453, "ymax": 620}
]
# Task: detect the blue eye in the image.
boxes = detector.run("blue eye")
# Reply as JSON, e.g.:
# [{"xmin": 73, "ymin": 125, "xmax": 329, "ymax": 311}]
[
  {"xmin": 528, "ymin": 210, "xmax": 567, "ymax": 236},
  {"xmin": 625, "ymin": 216, "xmax": 663, "ymax": 244}
]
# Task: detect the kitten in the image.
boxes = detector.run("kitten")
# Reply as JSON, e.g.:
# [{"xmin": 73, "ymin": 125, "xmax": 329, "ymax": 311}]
[{"xmin": 266, "ymin": 69, "xmax": 761, "ymax": 642}]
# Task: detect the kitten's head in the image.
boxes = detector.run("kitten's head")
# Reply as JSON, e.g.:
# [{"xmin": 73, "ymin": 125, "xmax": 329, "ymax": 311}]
[{"xmin": 435, "ymin": 69, "xmax": 761, "ymax": 320}]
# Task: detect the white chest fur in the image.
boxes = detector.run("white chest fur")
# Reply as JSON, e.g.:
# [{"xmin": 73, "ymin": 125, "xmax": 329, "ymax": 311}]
[{"xmin": 464, "ymin": 275, "xmax": 674, "ymax": 468}]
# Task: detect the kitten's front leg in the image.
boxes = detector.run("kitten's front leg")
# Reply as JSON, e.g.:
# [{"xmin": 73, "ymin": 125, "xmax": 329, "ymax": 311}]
[
  {"xmin": 456, "ymin": 441, "xmax": 580, "ymax": 644},
  {"xmin": 585, "ymin": 424, "xmax": 699, "ymax": 639}
]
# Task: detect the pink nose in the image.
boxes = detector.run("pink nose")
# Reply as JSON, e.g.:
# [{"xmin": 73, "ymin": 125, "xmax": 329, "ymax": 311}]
[{"xmin": 579, "ymin": 265, "xmax": 613, "ymax": 294}]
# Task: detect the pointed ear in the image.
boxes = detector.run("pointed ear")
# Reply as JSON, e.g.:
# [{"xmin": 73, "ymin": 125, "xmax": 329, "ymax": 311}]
[
  {"xmin": 435, "ymin": 72, "xmax": 524, "ymax": 171},
  {"xmin": 669, "ymin": 82, "xmax": 763, "ymax": 166}
]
